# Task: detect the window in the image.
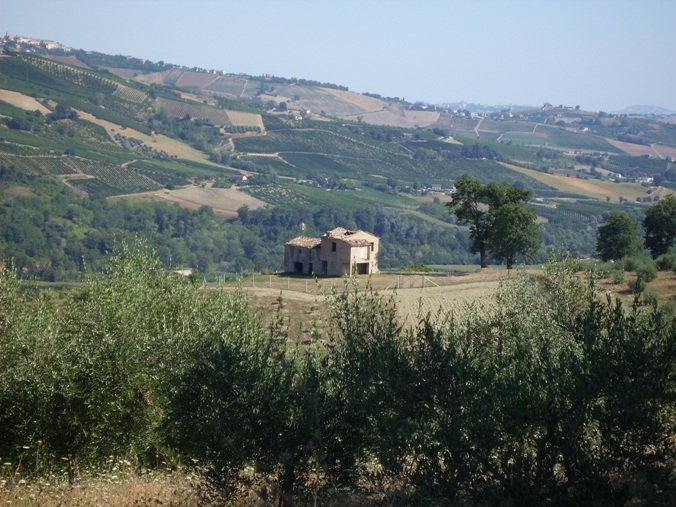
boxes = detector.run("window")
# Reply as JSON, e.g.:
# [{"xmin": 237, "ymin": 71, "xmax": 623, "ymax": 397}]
[{"xmin": 332, "ymin": 242, "xmax": 336, "ymax": 252}]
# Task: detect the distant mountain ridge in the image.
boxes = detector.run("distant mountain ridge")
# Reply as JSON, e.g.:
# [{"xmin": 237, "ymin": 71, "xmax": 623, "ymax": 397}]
[{"xmin": 614, "ymin": 105, "xmax": 676, "ymax": 116}]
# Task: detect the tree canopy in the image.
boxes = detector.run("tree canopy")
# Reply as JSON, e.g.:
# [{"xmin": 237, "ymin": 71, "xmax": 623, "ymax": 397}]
[
  {"xmin": 643, "ymin": 194, "xmax": 676, "ymax": 258},
  {"xmin": 447, "ymin": 174, "xmax": 541, "ymax": 268},
  {"xmin": 596, "ymin": 210, "xmax": 642, "ymax": 261}
]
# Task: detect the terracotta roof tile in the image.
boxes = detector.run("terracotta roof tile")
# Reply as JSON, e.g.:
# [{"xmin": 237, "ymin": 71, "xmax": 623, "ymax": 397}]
[{"xmin": 285, "ymin": 236, "xmax": 321, "ymax": 248}]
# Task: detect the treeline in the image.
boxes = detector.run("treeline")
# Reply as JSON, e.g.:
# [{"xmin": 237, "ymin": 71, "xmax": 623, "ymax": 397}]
[
  {"xmin": 70, "ymin": 49, "xmax": 171, "ymax": 72},
  {"xmin": 236, "ymin": 203, "xmax": 476, "ymax": 267},
  {"xmin": 1, "ymin": 249, "xmax": 674, "ymax": 505},
  {"xmin": 254, "ymin": 74, "xmax": 349, "ymax": 91},
  {"xmin": 0, "ymin": 172, "xmax": 477, "ymax": 280},
  {"xmin": 1, "ymin": 170, "xmax": 624, "ymax": 281}
]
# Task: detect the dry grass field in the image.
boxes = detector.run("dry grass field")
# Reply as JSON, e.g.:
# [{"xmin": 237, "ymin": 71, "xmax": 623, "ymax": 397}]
[
  {"xmin": 228, "ymin": 268, "xmax": 508, "ymax": 343},
  {"xmin": 174, "ymin": 71, "xmax": 219, "ymax": 88},
  {"xmin": 653, "ymin": 144, "xmax": 676, "ymax": 159},
  {"xmin": 502, "ymin": 162, "xmax": 666, "ymax": 202},
  {"xmin": 354, "ymin": 109, "xmax": 410, "ymax": 127},
  {"xmin": 605, "ymin": 138, "xmax": 658, "ymax": 157},
  {"xmin": 321, "ymin": 88, "xmax": 385, "ymax": 113},
  {"xmin": 0, "ymin": 89, "xmax": 51, "ymax": 114},
  {"xmin": 225, "ymin": 110, "xmax": 265, "ymax": 129},
  {"xmin": 1, "ymin": 469, "xmax": 201, "ymax": 507},
  {"xmin": 127, "ymin": 184, "xmax": 266, "ymax": 216},
  {"xmin": 404, "ymin": 109, "xmax": 441, "ymax": 127},
  {"xmin": 75, "ymin": 110, "xmax": 217, "ymax": 164},
  {"xmin": 596, "ymin": 269, "xmax": 676, "ymax": 308},
  {"xmin": 230, "ymin": 266, "xmax": 675, "ymax": 344}
]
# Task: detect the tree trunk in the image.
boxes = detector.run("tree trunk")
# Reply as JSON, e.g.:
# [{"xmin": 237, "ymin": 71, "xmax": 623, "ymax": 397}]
[
  {"xmin": 278, "ymin": 460, "xmax": 296, "ymax": 507},
  {"xmin": 480, "ymin": 249, "xmax": 488, "ymax": 268}
]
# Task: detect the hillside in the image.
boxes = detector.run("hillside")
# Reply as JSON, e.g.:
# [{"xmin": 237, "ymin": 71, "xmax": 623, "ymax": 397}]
[{"xmin": 1, "ymin": 38, "xmax": 676, "ymax": 280}]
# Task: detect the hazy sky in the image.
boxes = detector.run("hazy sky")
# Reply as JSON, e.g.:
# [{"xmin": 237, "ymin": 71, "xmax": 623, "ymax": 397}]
[{"xmin": 1, "ymin": 0, "xmax": 674, "ymax": 112}]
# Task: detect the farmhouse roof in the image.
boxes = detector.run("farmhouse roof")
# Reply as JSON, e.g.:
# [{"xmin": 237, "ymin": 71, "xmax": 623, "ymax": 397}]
[
  {"xmin": 345, "ymin": 238, "xmax": 372, "ymax": 247},
  {"xmin": 286, "ymin": 236, "xmax": 321, "ymax": 248},
  {"xmin": 323, "ymin": 227, "xmax": 358, "ymax": 239},
  {"xmin": 323, "ymin": 227, "xmax": 378, "ymax": 244}
]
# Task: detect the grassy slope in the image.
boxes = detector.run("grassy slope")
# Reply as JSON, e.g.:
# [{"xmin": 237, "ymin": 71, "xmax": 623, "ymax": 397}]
[{"xmin": 2, "ymin": 50, "xmax": 673, "ymax": 248}]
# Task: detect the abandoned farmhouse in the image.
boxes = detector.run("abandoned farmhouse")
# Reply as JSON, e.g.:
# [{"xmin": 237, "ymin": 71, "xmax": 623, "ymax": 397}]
[{"xmin": 284, "ymin": 227, "xmax": 379, "ymax": 276}]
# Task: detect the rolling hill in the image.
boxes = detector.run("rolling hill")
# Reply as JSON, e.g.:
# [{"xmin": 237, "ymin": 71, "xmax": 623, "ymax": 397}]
[{"xmin": 1, "ymin": 37, "xmax": 675, "ymax": 280}]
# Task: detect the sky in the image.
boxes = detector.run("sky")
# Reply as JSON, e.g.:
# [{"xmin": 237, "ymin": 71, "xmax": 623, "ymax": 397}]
[{"xmin": 1, "ymin": 0, "xmax": 675, "ymax": 112}]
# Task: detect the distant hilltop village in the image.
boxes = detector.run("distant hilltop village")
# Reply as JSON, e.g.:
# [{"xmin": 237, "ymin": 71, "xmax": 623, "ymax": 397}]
[{"xmin": 2, "ymin": 33, "xmax": 72, "ymax": 52}]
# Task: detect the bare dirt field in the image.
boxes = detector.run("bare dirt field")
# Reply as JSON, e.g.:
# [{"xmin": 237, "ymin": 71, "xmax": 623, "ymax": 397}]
[
  {"xmin": 322, "ymin": 88, "xmax": 385, "ymax": 112},
  {"xmin": 175, "ymin": 71, "xmax": 218, "ymax": 88},
  {"xmin": 404, "ymin": 110, "xmax": 442, "ymax": 127},
  {"xmin": 2, "ymin": 186, "xmax": 33, "ymax": 198},
  {"xmin": 653, "ymin": 144, "xmax": 676, "ymax": 159},
  {"xmin": 605, "ymin": 138, "xmax": 657, "ymax": 157},
  {"xmin": 146, "ymin": 185, "xmax": 266, "ymax": 216},
  {"xmin": 603, "ymin": 139, "xmax": 676, "ymax": 160},
  {"xmin": 0, "ymin": 89, "xmax": 51, "ymax": 114},
  {"xmin": 356, "ymin": 110, "xmax": 410, "ymax": 127}
]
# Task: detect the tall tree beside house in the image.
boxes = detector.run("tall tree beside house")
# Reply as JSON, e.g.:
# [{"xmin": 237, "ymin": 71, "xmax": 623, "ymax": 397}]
[
  {"xmin": 596, "ymin": 210, "xmax": 642, "ymax": 262},
  {"xmin": 643, "ymin": 194, "xmax": 676, "ymax": 258},
  {"xmin": 446, "ymin": 175, "xmax": 492, "ymax": 268},
  {"xmin": 489, "ymin": 201, "xmax": 541, "ymax": 269},
  {"xmin": 447, "ymin": 175, "xmax": 541, "ymax": 269}
]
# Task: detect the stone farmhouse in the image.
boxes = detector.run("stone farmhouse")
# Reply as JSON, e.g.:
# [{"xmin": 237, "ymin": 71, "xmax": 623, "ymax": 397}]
[{"xmin": 284, "ymin": 227, "xmax": 379, "ymax": 276}]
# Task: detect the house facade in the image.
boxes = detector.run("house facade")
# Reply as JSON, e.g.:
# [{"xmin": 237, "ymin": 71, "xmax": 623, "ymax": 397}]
[{"xmin": 284, "ymin": 227, "xmax": 379, "ymax": 276}]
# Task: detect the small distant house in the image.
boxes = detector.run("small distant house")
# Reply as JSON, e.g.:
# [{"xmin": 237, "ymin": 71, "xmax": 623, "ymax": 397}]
[{"xmin": 284, "ymin": 227, "xmax": 379, "ymax": 276}]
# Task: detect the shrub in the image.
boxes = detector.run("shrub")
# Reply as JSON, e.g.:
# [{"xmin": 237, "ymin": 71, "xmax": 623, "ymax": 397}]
[
  {"xmin": 642, "ymin": 287, "xmax": 659, "ymax": 306},
  {"xmin": 624, "ymin": 255, "xmax": 658, "ymax": 282},
  {"xmin": 2, "ymin": 251, "xmax": 675, "ymax": 506},
  {"xmin": 623, "ymin": 255, "xmax": 644, "ymax": 272},
  {"xmin": 611, "ymin": 269, "xmax": 625, "ymax": 284},
  {"xmin": 631, "ymin": 276, "xmax": 647, "ymax": 294},
  {"xmin": 656, "ymin": 253, "xmax": 676, "ymax": 271},
  {"xmin": 635, "ymin": 258, "xmax": 658, "ymax": 283}
]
